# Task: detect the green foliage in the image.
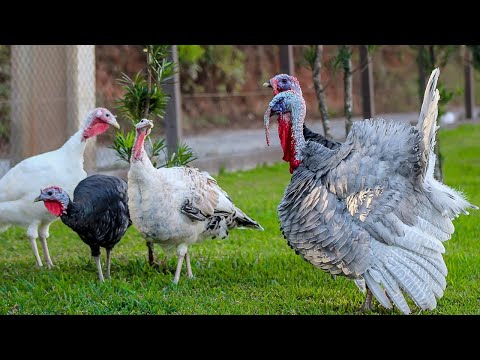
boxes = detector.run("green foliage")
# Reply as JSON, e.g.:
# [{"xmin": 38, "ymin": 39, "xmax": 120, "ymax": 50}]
[
  {"xmin": 1, "ymin": 124, "xmax": 479, "ymax": 314},
  {"xmin": 145, "ymin": 45, "xmax": 176, "ymax": 86},
  {"xmin": 332, "ymin": 45, "xmax": 353, "ymax": 72},
  {"xmin": 116, "ymin": 72, "xmax": 170, "ymax": 122},
  {"xmin": 303, "ymin": 45, "xmax": 316, "ymax": 71},
  {"xmin": 112, "ymin": 45, "xmax": 195, "ymax": 168},
  {"xmin": 110, "ymin": 130, "xmax": 197, "ymax": 168},
  {"xmin": 178, "ymin": 45, "xmax": 246, "ymax": 93},
  {"xmin": 178, "ymin": 45, "xmax": 205, "ymax": 81},
  {"xmin": 437, "ymin": 82, "xmax": 463, "ymax": 118},
  {"xmin": 109, "ymin": 130, "xmax": 135, "ymax": 163},
  {"xmin": 366, "ymin": 45, "xmax": 380, "ymax": 54},
  {"xmin": 163, "ymin": 142, "xmax": 197, "ymax": 168},
  {"xmin": 466, "ymin": 45, "xmax": 480, "ymax": 71}
]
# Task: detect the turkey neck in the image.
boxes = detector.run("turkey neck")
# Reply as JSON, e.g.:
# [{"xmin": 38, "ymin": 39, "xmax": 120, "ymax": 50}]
[
  {"xmin": 129, "ymin": 132, "xmax": 158, "ymax": 181},
  {"xmin": 57, "ymin": 195, "xmax": 73, "ymax": 223},
  {"xmin": 60, "ymin": 129, "xmax": 88, "ymax": 162}
]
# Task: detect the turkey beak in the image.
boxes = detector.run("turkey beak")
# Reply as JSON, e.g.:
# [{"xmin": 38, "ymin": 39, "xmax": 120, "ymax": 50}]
[
  {"xmin": 108, "ymin": 117, "xmax": 121, "ymax": 129},
  {"xmin": 263, "ymin": 80, "xmax": 272, "ymax": 88},
  {"xmin": 33, "ymin": 194, "xmax": 43, "ymax": 203}
]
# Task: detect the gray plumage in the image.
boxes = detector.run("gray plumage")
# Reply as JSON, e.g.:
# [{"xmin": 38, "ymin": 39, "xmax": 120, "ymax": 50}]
[{"xmin": 273, "ymin": 69, "xmax": 477, "ymax": 314}]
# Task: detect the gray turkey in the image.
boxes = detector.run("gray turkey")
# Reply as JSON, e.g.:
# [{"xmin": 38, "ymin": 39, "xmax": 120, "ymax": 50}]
[
  {"xmin": 127, "ymin": 119, "xmax": 263, "ymax": 284},
  {"xmin": 264, "ymin": 73, "xmax": 349, "ymax": 286},
  {"xmin": 263, "ymin": 68, "xmax": 477, "ymax": 314}
]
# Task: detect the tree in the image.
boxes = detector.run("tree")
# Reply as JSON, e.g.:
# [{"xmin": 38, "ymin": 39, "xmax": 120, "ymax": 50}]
[
  {"xmin": 337, "ymin": 45, "xmax": 354, "ymax": 135},
  {"xmin": 304, "ymin": 45, "xmax": 332, "ymax": 138},
  {"xmin": 110, "ymin": 45, "xmax": 196, "ymax": 168}
]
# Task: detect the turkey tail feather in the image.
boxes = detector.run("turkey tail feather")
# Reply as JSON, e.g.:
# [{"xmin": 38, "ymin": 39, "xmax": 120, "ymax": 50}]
[
  {"xmin": 234, "ymin": 207, "xmax": 264, "ymax": 230},
  {"xmin": 416, "ymin": 68, "xmax": 440, "ymax": 176}
]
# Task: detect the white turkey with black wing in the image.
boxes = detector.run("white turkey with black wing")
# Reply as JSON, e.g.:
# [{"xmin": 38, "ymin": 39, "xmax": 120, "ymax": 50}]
[
  {"xmin": 127, "ymin": 119, "xmax": 263, "ymax": 284},
  {"xmin": 264, "ymin": 69, "xmax": 477, "ymax": 314}
]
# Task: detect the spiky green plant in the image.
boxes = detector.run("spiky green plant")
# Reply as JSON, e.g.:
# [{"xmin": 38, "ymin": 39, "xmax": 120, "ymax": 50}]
[{"xmin": 110, "ymin": 45, "xmax": 196, "ymax": 168}]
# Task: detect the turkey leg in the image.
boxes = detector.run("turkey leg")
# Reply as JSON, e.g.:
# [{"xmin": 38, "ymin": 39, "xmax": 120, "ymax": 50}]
[
  {"xmin": 39, "ymin": 237, "xmax": 54, "ymax": 268},
  {"xmin": 361, "ymin": 288, "xmax": 373, "ymax": 311},
  {"xmin": 93, "ymin": 255, "xmax": 105, "ymax": 282},
  {"xmin": 38, "ymin": 224, "xmax": 54, "ymax": 268},
  {"xmin": 28, "ymin": 237, "xmax": 43, "ymax": 267},
  {"xmin": 173, "ymin": 254, "xmax": 185, "ymax": 284},
  {"xmin": 105, "ymin": 249, "xmax": 112, "ymax": 279},
  {"xmin": 185, "ymin": 252, "xmax": 194, "ymax": 279},
  {"xmin": 27, "ymin": 223, "xmax": 43, "ymax": 267},
  {"xmin": 147, "ymin": 241, "xmax": 155, "ymax": 266}
]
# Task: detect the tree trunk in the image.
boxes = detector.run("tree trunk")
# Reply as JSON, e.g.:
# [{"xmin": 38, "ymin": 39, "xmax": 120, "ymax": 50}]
[
  {"xmin": 144, "ymin": 48, "xmax": 151, "ymax": 119},
  {"xmin": 416, "ymin": 45, "xmax": 427, "ymax": 107},
  {"xmin": 434, "ymin": 137, "xmax": 443, "ymax": 181},
  {"xmin": 341, "ymin": 45, "xmax": 353, "ymax": 135},
  {"xmin": 312, "ymin": 45, "xmax": 332, "ymax": 138}
]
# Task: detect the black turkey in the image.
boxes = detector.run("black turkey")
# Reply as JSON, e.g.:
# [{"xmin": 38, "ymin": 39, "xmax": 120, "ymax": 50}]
[{"xmin": 35, "ymin": 174, "xmax": 131, "ymax": 281}]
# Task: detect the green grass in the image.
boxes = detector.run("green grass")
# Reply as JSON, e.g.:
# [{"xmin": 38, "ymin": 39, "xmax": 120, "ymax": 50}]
[{"xmin": 1, "ymin": 124, "xmax": 479, "ymax": 315}]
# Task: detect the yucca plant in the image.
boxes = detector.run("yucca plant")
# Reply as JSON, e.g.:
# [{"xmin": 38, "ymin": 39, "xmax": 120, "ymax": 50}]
[{"xmin": 110, "ymin": 45, "xmax": 197, "ymax": 167}]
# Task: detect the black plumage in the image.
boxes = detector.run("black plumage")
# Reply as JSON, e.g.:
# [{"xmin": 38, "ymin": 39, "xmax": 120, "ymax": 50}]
[
  {"xmin": 303, "ymin": 124, "xmax": 342, "ymax": 150},
  {"xmin": 45, "ymin": 174, "xmax": 131, "ymax": 281}
]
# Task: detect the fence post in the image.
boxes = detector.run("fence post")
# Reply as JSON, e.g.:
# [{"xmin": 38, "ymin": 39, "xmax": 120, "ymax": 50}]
[
  {"xmin": 164, "ymin": 45, "xmax": 182, "ymax": 156},
  {"xmin": 279, "ymin": 45, "xmax": 294, "ymax": 75},
  {"xmin": 66, "ymin": 45, "xmax": 96, "ymax": 172},
  {"xmin": 10, "ymin": 45, "xmax": 33, "ymax": 166},
  {"xmin": 9, "ymin": 45, "xmax": 96, "ymax": 169},
  {"xmin": 464, "ymin": 46, "xmax": 475, "ymax": 121},
  {"xmin": 359, "ymin": 45, "xmax": 375, "ymax": 119}
]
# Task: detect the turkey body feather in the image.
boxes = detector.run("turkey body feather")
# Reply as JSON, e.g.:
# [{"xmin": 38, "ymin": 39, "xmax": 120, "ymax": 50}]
[
  {"xmin": 272, "ymin": 69, "xmax": 477, "ymax": 314},
  {"xmin": 0, "ymin": 131, "xmax": 86, "ymax": 225},
  {"xmin": 62, "ymin": 174, "xmax": 131, "ymax": 257},
  {"xmin": 128, "ymin": 120, "xmax": 263, "ymax": 284}
]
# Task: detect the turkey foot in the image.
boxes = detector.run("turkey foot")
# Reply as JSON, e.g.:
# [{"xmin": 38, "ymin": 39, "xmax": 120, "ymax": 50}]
[{"xmin": 360, "ymin": 288, "xmax": 373, "ymax": 312}]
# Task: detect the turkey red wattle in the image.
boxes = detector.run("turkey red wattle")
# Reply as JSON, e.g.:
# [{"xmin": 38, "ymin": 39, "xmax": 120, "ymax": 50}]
[
  {"xmin": 278, "ymin": 113, "xmax": 301, "ymax": 173},
  {"xmin": 132, "ymin": 130, "xmax": 147, "ymax": 161},
  {"xmin": 44, "ymin": 200, "xmax": 65, "ymax": 217},
  {"xmin": 82, "ymin": 117, "xmax": 111, "ymax": 141}
]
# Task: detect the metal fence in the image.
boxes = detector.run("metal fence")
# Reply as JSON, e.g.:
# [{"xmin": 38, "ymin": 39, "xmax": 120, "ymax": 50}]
[
  {"xmin": 0, "ymin": 45, "xmax": 474, "ymax": 179},
  {"xmin": 0, "ymin": 45, "xmax": 97, "ymax": 178}
]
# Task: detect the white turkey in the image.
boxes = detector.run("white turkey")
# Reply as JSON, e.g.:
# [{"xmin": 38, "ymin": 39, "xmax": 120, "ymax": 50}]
[
  {"xmin": 263, "ymin": 68, "xmax": 477, "ymax": 314},
  {"xmin": 0, "ymin": 108, "xmax": 119, "ymax": 268},
  {"xmin": 127, "ymin": 119, "xmax": 263, "ymax": 284}
]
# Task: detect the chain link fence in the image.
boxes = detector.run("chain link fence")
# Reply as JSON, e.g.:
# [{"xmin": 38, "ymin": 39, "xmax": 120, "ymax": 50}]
[{"xmin": 0, "ymin": 45, "xmax": 471, "ymax": 179}]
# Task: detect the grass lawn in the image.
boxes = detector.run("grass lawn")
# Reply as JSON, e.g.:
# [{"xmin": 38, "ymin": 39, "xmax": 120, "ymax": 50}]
[{"xmin": 0, "ymin": 124, "xmax": 479, "ymax": 315}]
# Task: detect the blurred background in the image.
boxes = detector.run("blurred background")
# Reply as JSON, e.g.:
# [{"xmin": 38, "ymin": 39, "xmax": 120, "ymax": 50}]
[{"xmin": 0, "ymin": 45, "xmax": 479, "ymax": 179}]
